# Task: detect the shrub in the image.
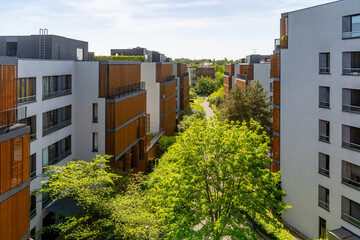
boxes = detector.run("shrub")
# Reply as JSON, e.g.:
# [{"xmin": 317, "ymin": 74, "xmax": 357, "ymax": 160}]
[
  {"xmin": 189, "ymin": 87, "xmax": 197, "ymax": 100},
  {"xmin": 157, "ymin": 135, "xmax": 176, "ymax": 157},
  {"xmin": 195, "ymin": 76, "xmax": 217, "ymax": 96},
  {"xmin": 208, "ymin": 87, "xmax": 224, "ymax": 107}
]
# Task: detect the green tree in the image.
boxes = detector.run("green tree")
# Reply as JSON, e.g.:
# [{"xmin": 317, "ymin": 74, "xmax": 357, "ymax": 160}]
[
  {"xmin": 215, "ymin": 71, "xmax": 224, "ymax": 89},
  {"xmin": 221, "ymin": 81, "xmax": 272, "ymax": 135},
  {"xmin": 208, "ymin": 86, "xmax": 224, "ymax": 107},
  {"xmin": 147, "ymin": 118, "xmax": 288, "ymax": 239},
  {"xmin": 40, "ymin": 156, "xmax": 163, "ymax": 239},
  {"xmin": 195, "ymin": 76, "xmax": 217, "ymax": 96}
]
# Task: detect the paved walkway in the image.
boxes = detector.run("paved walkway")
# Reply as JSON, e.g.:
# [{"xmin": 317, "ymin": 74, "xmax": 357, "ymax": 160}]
[{"xmin": 199, "ymin": 97, "xmax": 215, "ymax": 120}]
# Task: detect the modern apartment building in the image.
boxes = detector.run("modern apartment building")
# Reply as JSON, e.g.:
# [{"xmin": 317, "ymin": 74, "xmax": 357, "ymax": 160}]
[
  {"xmin": 275, "ymin": 0, "xmax": 360, "ymax": 238},
  {"xmin": 142, "ymin": 62, "xmax": 177, "ymax": 137},
  {"xmin": 173, "ymin": 63, "xmax": 190, "ymax": 113},
  {"xmin": 224, "ymin": 55, "xmax": 272, "ymax": 101},
  {"xmin": 196, "ymin": 67, "xmax": 216, "ymax": 79},
  {"xmin": 111, "ymin": 47, "xmax": 171, "ymax": 62},
  {"xmin": 0, "ymin": 64, "xmax": 30, "ymax": 240}
]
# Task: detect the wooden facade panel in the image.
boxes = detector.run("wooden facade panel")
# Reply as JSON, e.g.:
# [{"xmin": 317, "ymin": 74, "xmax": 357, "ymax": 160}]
[
  {"xmin": 99, "ymin": 64, "xmax": 108, "ymax": 98},
  {"xmin": 160, "ymin": 95, "xmax": 176, "ymax": 115},
  {"xmin": 273, "ymin": 81, "xmax": 280, "ymax": 106},
  {"xmin": 180, "ymin": 77, "xmax": 189, "ymax": 89},
  {"xmin": 224, "ymin": 75, "xmax": 232, "ymax": 87},
  {"xmin": 107, "ymin": 120, "xmax": 138, "ymax": 158},
  {"xmin": 106, "ymin": 92, "xmax": 146, "ymax": 129},
  {"xmin": 280, "ymin": 17, "xmax": 288, "ymax": 49},
  {"xmin": 0, "ymin": 140, "xmax": 12, "ymax": 194},
  {"xmin": 160, "ymin": 81, "xmax": 176, "ymax": 99},
  {"xmin": 235, "ymin": 79, "xmax": 248, "ymax": 91},
  {"xmin": 164, "ymin": 121, "xmax": 176, "ymax": 136},
  {"xmin": 273, "ymin": 108, "xmax": 280, "ymax": 133},
  {"xmin": 273, "ymin": 135, "xmax": 280, "ymax": 161},
  {"xmin": 224, "ymin": 85, "xmax": 230, "ymax": 94},
  {"xmin": 270, "ymin": 54, "xmax": 280, "ymax": 78},
  {"xmin": 177, "ymin": 63, "xmax": 187, "ymax": 77},
  {"xmin": 156, "ymin": 64, "xmax": 173, "ymax": 83},
  {"xmin": 271, "ymin": 163, "xmax": 280, "ymax": 173},
  {"xmin": 239, "ymin": 65, "xmax": 254, "ymax": 80},
  {"xmin": 225, "ymin": 64, "xmax": 234, "ymax": 76},
  {"xmin": 196, "ymin": 68, "xmax": 215, "ymax": 79},
  {"xmin": 22, "ymin": 134, "xmax": 29, "ymax": 183},
  {"xmin": 180, "ymin": 88, "xmax": 189, "ymax": 101},
  {"xmin": 161, "ymin": 109, "xmax": 176, "ymax": 131},
  {"xmin": 0, "ymin": 187, "xmax": 29, "ymax": 240},
  {"xmin": 0, "ymin": 65, "xmax": 17, "ymax": 128}
]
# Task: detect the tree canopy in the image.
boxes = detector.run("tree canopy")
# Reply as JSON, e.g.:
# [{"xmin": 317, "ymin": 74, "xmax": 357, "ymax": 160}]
[
  {"xmin": 147, "ymin": 118, "xmax": 288, "ymax": 239},
  {"xmin": 221, "ymin": 81, "xmax": 272, "ymax": 135},
  {"xmin": 196, "ymin": 76, "xmax": 217, "ymax": 96}
]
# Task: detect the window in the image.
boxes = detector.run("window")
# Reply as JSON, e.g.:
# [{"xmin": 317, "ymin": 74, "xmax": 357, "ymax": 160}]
[
  {"xmin": 342, "ymin": 160, "xmax": 360, "ymax": 190},
  {"xmin": 319, "ymin": 217, "xmax": 326, "ymax": 239},
  {"xmin": 319, "ymin": 153, "xmax": 329, "ymax": 177},
  {"xmin": 43, "ymin": 105, "xmax": 71, "ymax": 136},
  {"xmin": 30, "ymin": 195, "xmax": 36, "ymax": 219},
  {"xmin": 343, "ymin": 14, "xmax": 360, "ymax": 39},
  {"xmin": 11, "ymin": 137, "xmax": 23, "ymax": 188},
  {"xmin": 30, "ymin": 153, "xmax": 36, "ymax": 179},
  {"xmin": 318, "ymin": 185, "xmax": 330, "ymax": 211},
  {"xmin": 342, "ymin": 88, "xmax": 360, "ymax": 113},
  {"xmin": 17, "ymin": 77, "xmax": 36, "ymax": 103},
  {"xmin": 319, "ymin": 120, "xmax": 330, "ymax": 143},
  {"xmin": 92, "ymin": 132, "xmax": 98, "ymax": 152},
  {"xmin": 342, "ymin": 125, "xmax": 360, "ymax": 152},
  {"xmin": 343, "ymin": 52, "xmax": 360, "ymax": 75},
  {"xmin": 43, "ymin": 75, "xmax": 71, "ymax": 100},
  {"xmin": 342, "ymin": 196, "xmax": 360, "ymax": 228},
  {"xmin": 319, "ymin": 87, "xmax": 330, "ymax": 108},
  {"xmin": 319, "ymin": 53, "xmax": 330, "ymax": 74},
  {"xmin": 6, "ymin": 42, "xmax": 17, "ymax": 56},
  {"xmin": 269, "ymin": 96, "xmax": 273, "ymax": 103},
  {"xmin": 42, "ymin": 135, "xmax": 71, "ymax": 166},
  {"xmin": 270, "ymin": 82, "xmax": 273, "ymax": 92},
  {"xmin": 21, "ymin": 115, "xmax": 36, "ymax": 140},
  {"xmin": 93, "ymin": 103, "xmax": 98, "ymax": 123}
]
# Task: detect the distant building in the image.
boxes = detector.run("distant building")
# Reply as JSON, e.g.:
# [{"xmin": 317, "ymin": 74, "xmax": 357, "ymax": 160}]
[
  {"xmin": 111, "ymin": 47, "xmax": 171, "ymax": 62},
  {"xmin": 196, "ymin": 67, "xmax": 216, "ymax": 80}
]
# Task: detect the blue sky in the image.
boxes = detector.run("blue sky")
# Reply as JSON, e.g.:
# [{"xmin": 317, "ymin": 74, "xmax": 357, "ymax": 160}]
[{"xmin": 0, "ymin": 0, "xmax": 334, "ymax": 60}]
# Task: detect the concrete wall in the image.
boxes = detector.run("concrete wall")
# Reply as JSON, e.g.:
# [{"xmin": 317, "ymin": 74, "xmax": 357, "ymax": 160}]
[
  {"xmin": 141, "ymin": 63, "xmax": 160, "ymax": 133},
  {"xmin": 254, "ymin": 63, "xmax": 272, "ymax": 101},
  {"xmin": 74, "ymin": 61, "xmax": 106, "ymax": 161},
  {"xmin": 280, "ymin": 0, "xmax": 360, "ymax": 237}
]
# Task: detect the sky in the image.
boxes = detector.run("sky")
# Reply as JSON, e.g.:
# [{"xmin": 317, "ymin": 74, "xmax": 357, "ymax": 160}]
[{"xmin": 0, "ymin": 0, "xmax": 334, "ymax": 60}]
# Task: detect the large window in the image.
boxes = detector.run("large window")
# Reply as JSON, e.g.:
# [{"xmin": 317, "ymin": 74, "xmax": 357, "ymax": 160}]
[
  {"xmin": 343, "ymin": 88, "xmax": 360, "ymax": 113},
  {"xmin": 342, "ymin": 160, "xmax": 360, "ymax": 190},
  {"xmin": 92, "ymin": 132, "xmax": 98, "ymax": 152},
  {"xmin": 342, "ymin": 125, "xmax": 360, "ymax": 152},
  {"xmin": 43, "ymin": 75, "xmax": 71, "ymax": 100},
  {"xmin": 42, "ymin": 135, "xmax": 71, "ymax": 166},
  {"xmin": 343, "ymin": 14, "xmax": 360, "ymax": 39},
  {"xmin": 43, "ymin": 105, "xmax": 71, "ymax": 136},
  {"xmin": 319, "ymin": 86, "xmax": 330, "ymax": 108},
  {"xmin": 319, "ymin": 120, "xmax": 330, "ymax": 143},
  {"xmin": 30, "ymin": 195, "xmax": 36, "ymax": 219},
  {"xmin": 342, "ymin": 196, "xmax": 360, "ymax": 228},
  {"xmin": 343, "ymin": 52, "xmax": 360, "ymax": 75},
  {"xmin": 30, "ymin": 153, "xmax": 36, "ymax": 180},
  {"xmin": 319, "ymin": 53, "xmax": 330, "ymax": 74},
  {"xmin": 93, "ymin": 103, "xmax": 98, "ymax": 123},
  {"xmin": 318, "ymin": 185, "xmax": 330, "ymax": 211},
  {"xmin": 319, "ymin": 152, "xmax": 329, "ymax": 177},
  {"xmin": 17, "ymin": 77, "xmax": 36, "ymax": 104}
]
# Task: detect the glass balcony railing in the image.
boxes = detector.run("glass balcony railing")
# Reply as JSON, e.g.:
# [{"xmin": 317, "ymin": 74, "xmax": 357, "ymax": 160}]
[
  {"xmin": 18, "ymin": 95, "xmax": 36, "ymax": 104},
  {"xmin": 319, "ymin": 101, "xmax": 330, "ymax": 108},
  {"xmin": 342, "ymin": 140, "xmax": 360, "ymax": 152},
  {"xmin": 318, "ymin": 200, "xmax": 329, "ymax": 211},
  {"xmin": 319, "ymin": 167, "xmax": 329, "ymax": 177},
  {"xmin": 30, "ymin": 208, "xmax": 36, "ymax": 219},
  {"xmin": 43, "ymin": 119, "xmax": 71, "ymax": 136},
  {"xmin": 319, "ymin": 134, "xmax": 330, "ymax": 143},
  {"xmin": 319, "ymin": 67, "xmax": 330, "ymax": 74},
  {"xmin": 343, "ymin": 68, "xmax": 360, "ymax": 76},
  {"xmin": 342, "ymin": 176, "xmax": 360, "ymax": 190},
  {"xmin": 43, "ymin": 89, "xmax": 72, "ymax": 100},
  {"xmin": 343, "ymin": 31, "xmax": 360, "ymax": 39},
  {"xmin": 0, "ymin": 107, "xmax": 27, "ymax": 131},
  {"xmin": 111, "ymin": 81, "xmax": 145, "ymax": 99},
  {"xmin": 342, "ymin": 212, "xmax": 360, "ymax": 228},
  {"xmin": 342, "ymin": 104, "xmax": 360, "ymax": 113}
]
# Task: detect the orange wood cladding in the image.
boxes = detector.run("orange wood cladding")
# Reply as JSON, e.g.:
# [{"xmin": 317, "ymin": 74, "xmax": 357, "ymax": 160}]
[
  {"xmin": 225, "ymin": 64, "xmax": 234, "ymax": 76},
  {"xmin": 181, "ymin": 97, "xmax": 190, "ymax": 110},
  {"xmin": 177, "ymin": 63, "xmax": 187, "ymax": 77},
  {"xmin": 0, "ymin": 65, "xmax": 17, "ymax": 127},
  {"xmin": 273, "ymin": 108, "xmax": 280, "ymax": 133},
  {"xmin": 271, "ymin": 163, "xmax": 280, "ymax": 173},
  {"xmin": 273, "ymin": 81, "xmax": 280, "ymax": 106},
  {"xmin": 239, "ymin": 65, "xmax": 254, "ymax": 80},
  {"xmin": 156, "ymin": 64, "xmax": 173, "ymax": 83},
  {"xmin": 224, "ymin": 75, "xmax": 232, "ymax": 87},
  {"xmin": 160, "ymin": 81, "xmax": 176, "ymax": 99},
  {"xmin": 273, "ymin": 135, "xmax": 280, "ymax": 160},
  {"xmin": 270, "ymin": 54, "xmax": 280, "ymax": 78},
  {"xmin": 106, "ymin": 92, "xmax": 146, "ymax": 129},
  {"xmin": 106, "ymin": 120, "xmax": 138, "ymax": 158},
  {"xmin": 161, "ymin": 95, "xmax": 176, "ymax": 115},
  {"xmin": 161, "ymin": 109, "xmax": 176, "ymax": 131},
  {"xmin": 164, "ymin": 121, "xmax": 176, "ymax": 136},
  {"xmin": 0, "ymin": 134, "xmax": 29, "ymax": 194},
  {"xmin": 180, "ymin": 77, "xmax": 189, "ymax": 89},
  {"xmin": 196, "ymin": 68, "xmax": 215, "ymax": 79},
  {"xmin": 236, "ymin": 79, "xmax": 248, "ymax": 91},
  {"xmin": 99, "ymin": 64, "xmax": 141, "ymax": 97},
  {"xmin": 280, "ymin": 17, "xmax": 288, "ymax": 49},
  {"xmin": 0, "ymin": 187, "xmax": 29, "ymax": 240}
]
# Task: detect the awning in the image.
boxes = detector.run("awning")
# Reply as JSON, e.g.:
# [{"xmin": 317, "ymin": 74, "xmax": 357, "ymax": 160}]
[
  {"xmin": 328, "ymin": 228, "xmax": 360, "ymax": 240},
  {"xmin": 45, "ymin": 197, "xmax": 81, "ymax": 217}
]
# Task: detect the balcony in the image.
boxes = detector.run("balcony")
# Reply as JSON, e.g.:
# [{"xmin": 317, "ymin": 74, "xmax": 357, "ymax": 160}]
[
  {"xmin": 163, "ymin": 75, "xmax": 176, "ymax": 84},
  {"xmin": 343, "ymin": 52, "xmax": 360, "ymax": 76},
  {"xmin": 342, "ymin": 176, "xmax": 360, "ymax": 190},
  {"xmin": 342, "ymin": 212, "xmax": 360, "ymax": 228},
  {"xmin": 110, "ymin": 81, "xmax": 145, "ymax": 99},
  {"xmin": 48, "ymin": 149, "xmax": 71, "ymax": 166},
  {"xmin": 43, "ymin": 88, "xmax": 72, "ymax": 100},
  {"xmin": 224, "ymin": 71, "xmax": 230, "ymax": 76},
  {"xmin": 343, "ymin": 68, "xmax": 360, "ymax": 76},
  {"xmin": 6, "ymin": 50, "xmax": 17, "ymax": 57},
  {"xmin": 343, "ymin": 31, "xmax": 360, "ymax": 39},
  {"xmin": 18, "ymin": 95, "xmax": 36, "ymax": 104},
  {"xmin": 343, "ymin": 104, "xmax": 360, "ymax": 113},
  {"xmin": 236, "ymin": 74, "xmax": 247, "ymax": 81},
  {"xmin": 43, "ymin": 119, "xmax": 71, "ymax": 136},
  {"xmin": 0, "ymin": 107, "xmax": 27, "ymax": 132},
  {"xmin": 343, "ymin": 141, "xmax": 360, "ymax": 152}
]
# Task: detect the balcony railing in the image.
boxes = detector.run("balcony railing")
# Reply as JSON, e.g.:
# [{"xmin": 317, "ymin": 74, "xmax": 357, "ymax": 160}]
[
  {"xmin": 6, "ymin": 50, "xmax": 17, "ymax": 56},
  {"xmin": 18, "ymin": 95, "xmax": 36, "ymax": 104},
  {"xmin": 319, "ymin": 68, "xmax": 330, "ymax": 74},
  {"xmin": 343, "ymin": 68, "xmax": 360, "ymax": 76},
  {"xmin": 319, "ymin": 101, "xmax": 330, "ymax": 108},
  {"xmin": 110, "ymin": 81, "xmax": 145, "ymax": 99},
  {"xmin": 318, "ymin": 200, "xmax": 329, "ymax": 211},
  {"xmin": 236, "ymin": 74, "xmax": 247, "ymax": 80},
  {"xmin": 30, "ymin": 208, "xmax": 36, "ymax": 219},
  {"xmin": 342, "ymin": 176, "xmax": 360, "ymax": 190},
  {"xmin": 343, "ymin": 31, "xmax": 360, "ymax": 39},
  {"xmin": 342, "ymin": 140, "xmax": 360, "ymax": 152},
  {"xmin": 342, "ymin": 212, "xmax": 360, "ymax": 228},
  {"xmin": 224, "ymin": 71, "xmax": 230, "ymax": 76},
  {"xmin": 30, "ymin": 170, "xmax": 36, "ymax": 180},
  {"xmin": 48, "ymin": 149, "xmax": 71, "ymax": 166},
  {"xmin": 163, "ymin": 75, "xmax": 176, "ymax": 83},
  {"xmin": 319, "ymin": 134, "xmax": 330, "ymax": 143},
  {"xmin": 0, "ymin": 107, "xmax": 27, "ymax": 131},
  {"xmin": 274, "ymin": 38, "xmax": 280, "ymax": 50},
  {"xmin": 43, "ymin": 119, "xmax": 71, "ymax": 136},
  {"xmin": 343, "ymin": 104, "xmax": 360, "ymax": 113},
  {"xmin": 43, "ymin": 88, "xmax": 72, "ymax": 100},
  {"xmin": 319, "ymin": 167, "xmax": 329, "ymax": 177}
]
